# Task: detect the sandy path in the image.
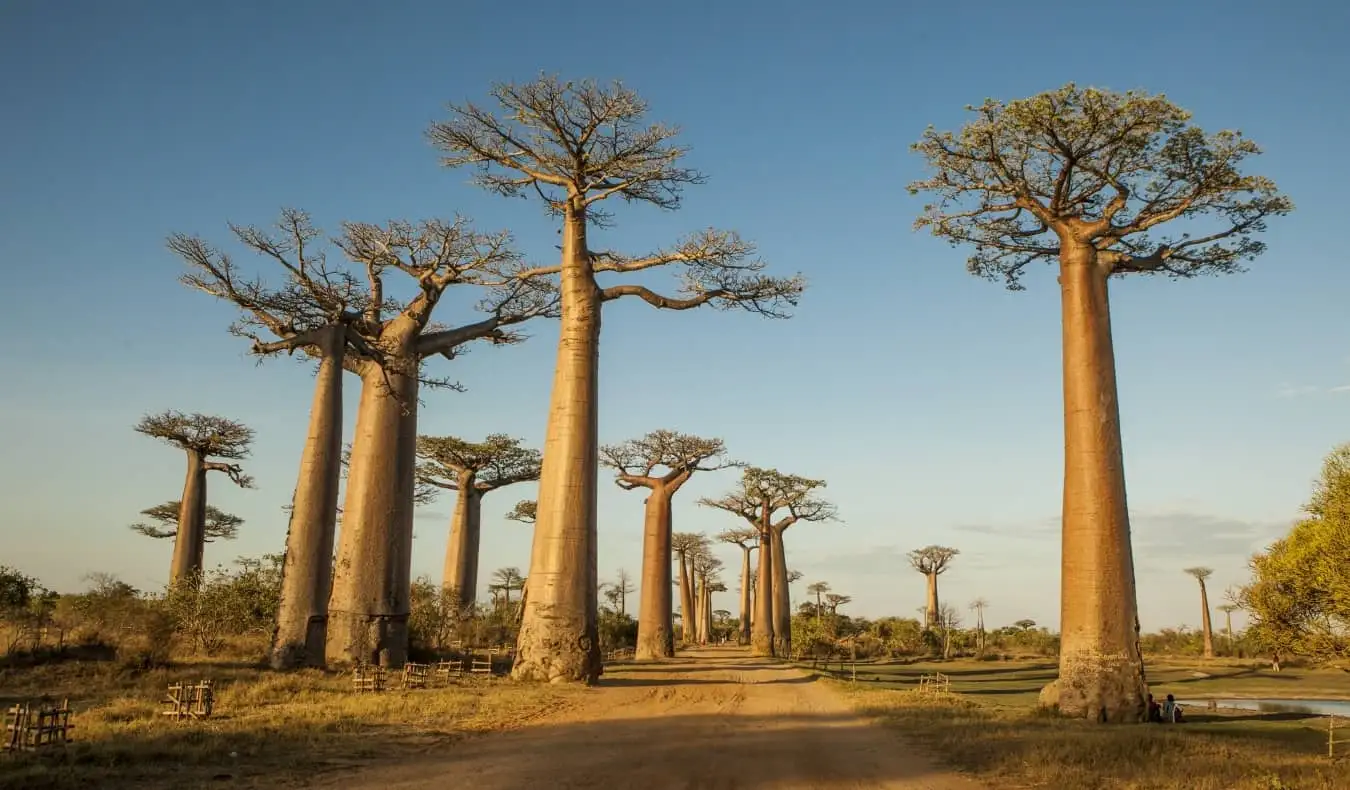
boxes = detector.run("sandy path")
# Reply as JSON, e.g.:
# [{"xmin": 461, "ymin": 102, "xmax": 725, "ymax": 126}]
[{"xmin": 310, "ymin": 647, "xmax": 982, "ymax": 790}]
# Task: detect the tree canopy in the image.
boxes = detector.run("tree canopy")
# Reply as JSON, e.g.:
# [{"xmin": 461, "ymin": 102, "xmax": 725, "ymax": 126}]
[
  {"xmin": 130, "ymin": 501, "xmax": 244, "ymax": 542},
  {"xmin": 600, "ymin": 430, "xmax": 738, "ymax": 488},
  {"xmin": 415, "ymin": 434, "xmax": 543, "ymax": 491},
  {"xmin": 135, "ymin": 411, "xmax": 254, "ymax": 464},
  {"xmin": 909, "ymin": 546, "xmax": 959, "ymax": 575},
  {"xmin": 505, "ymin": 500, "xmax": 538, "ymax": 524},
  {"xmin": 909, "ymin": 84, "xmax": 1293, "ymax": 288},
  {"xmin": 700, "ymin": 467, "xmax": 837, "ymax": 531}
]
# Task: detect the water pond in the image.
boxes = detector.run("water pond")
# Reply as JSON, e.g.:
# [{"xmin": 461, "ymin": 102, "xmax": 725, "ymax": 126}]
[{"xmin": 1179, "ymin": 698, "xmax": 1350, "ymax": 717}]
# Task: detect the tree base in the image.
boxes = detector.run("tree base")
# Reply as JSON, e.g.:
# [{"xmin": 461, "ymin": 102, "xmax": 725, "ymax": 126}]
[
  {"xmin": 324, "ymin": 611, "xmax": 408, "ymax": 667},
  {"xmin": 772, "ymin": 635, "xmax": 791, "ymax": 659},
  {"xmin": 512, "ymin": 614, "xmax": 601, "ymax": 684},
  {"xmin": 750, "ymin": 633, "xmax": 774, "ymax": 657},
  {"xmin": 634, "ymin": 628, "xmax": 674, "ymax": 661},
  {"xmin": 1040, "ymin": 649, "xmax": 1148, "ymax": 723},
  {"xmin": 270, "ymin": 615, "xmax": 328, "ymax": 670}
]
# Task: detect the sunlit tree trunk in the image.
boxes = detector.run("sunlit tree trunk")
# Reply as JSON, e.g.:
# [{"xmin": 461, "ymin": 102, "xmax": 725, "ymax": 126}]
[
  {"xmin": 170, "ymin": 451, "xmax": 208, "ymax": 585},
  {"xmin": 636, "ymin": 488, "xmax": 674, "ymax": 659},
  {"xmin": 752, "ymin": 530, "xmax": 774, "ymax": 656},
  {"xmin": 925, "ymin": 573, "xmax": 939, "ymax": 628},
  {"xmin": 1198, "ymin": 579, "xmax": 1215, "ymax": 659},
  {"xmin": 1043, "ymin": 247, "xmax": 1148, "ymax": 722},
  {"xmin": 514, "ymin": 203, "xmax": 602, "ymax": 683},
  {"xmin": 738, "ymin": 544, "xmax": 754, "ymax": 645},
  {"xmin": 442, "ymin": 480, "xmax": 482, "ymax": 607},
  {"xmin": 271, "ymin": 327, "xmax": 345, "ymax": 668},
  {"xmin": 770, "ymin": 525, "xmax": 791, "ymax": 656}
]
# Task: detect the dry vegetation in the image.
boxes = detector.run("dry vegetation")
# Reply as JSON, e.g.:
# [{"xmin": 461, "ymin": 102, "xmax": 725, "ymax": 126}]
[{"xmin": 0, "ymin": 654, "xmax": 579, "ymax": 790}]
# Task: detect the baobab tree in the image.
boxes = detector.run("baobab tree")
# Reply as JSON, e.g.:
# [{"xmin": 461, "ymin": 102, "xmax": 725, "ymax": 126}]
[
  {"xmin": 718, "ymin": 528, "xmax": 759, "ymax": 645},
  {"xmin": 691, "ymin": 553, "xmax": 724, "ymax": 645},
  {"xmin": 431, "ymin": 76, "xmax": 804, "ymax": 683},
  {"xmin": 601, "ymin": 431, "xmax": 736, "ymax": 659},
  {"xmin": 908, "ymin": 546, "xmax": 959, "ymax": 628},
  {"xmin": 130, "ymin": 501, "xmax": 243, "ymax": 544},
  {"xmin": 134, "ymin": 411, "xmax": 254, "ymax": 586},
  {"xmin": 672, "ymin": 532, "xmax": 710, "ymax": 644},
  {"xmin": 174, "ymin": 210, "xmax": 555, "ymax": 668},
  {"xmin": 1217, "ymin": 603, "xmax": 1240, "ymax": 653},
  {"xmin": 824, "ymin": 593, "xmax": 851, "ymax": 617},
  {"xmin": 806, "ymin": 581, "xmax": 831, "ymax": 623},
  {"xmin": 910, "ymin": 85, "xmax": 1290, "ymax": 721},
  {"xmin": 970, "ymin": 598, "xmax": 990, "ymax": 654},
  {"xmin": 702, "ymin": 467, "xmax": 837, "ymax": 657},
  {"xmin": 416, "ymin": 434, "xmax": 542, "ymax": 607},
  {"xmin": 1184, "ymin": 567, "xmax": 1217, "ymax": 659}
]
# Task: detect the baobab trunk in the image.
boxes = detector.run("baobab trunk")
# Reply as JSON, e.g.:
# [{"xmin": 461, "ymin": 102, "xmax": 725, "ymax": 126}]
[
  {"xmin": 1041, "ymin": 248, "xmax": 1148, "ymax": 722},
  {"xmin": 677, "ymin": 551, "xmax": 696, "ymax": 644},
  {"xmin": 636, "ymin": 489, "xmax": 674, "ymax": 660},
  {"xmin": 271, "ymin": 327, "xmax": 345, "ymax": 668},
  {"xmin": 170, "ymin": 451, "xmax": 208, "ymax": 585},
  {"xmin": 695, "ymin": 575, "xmax": 708, "ymax": 644},
  {"xmin": 327, "ymin": 342, "xmax": 419, "ymax": 666},
  {"xmin": 770, "ymin": 527, "xmax": 791, "ymax": 657},
  {"xmin": 738, "ymin": 545, "xmax": 753, "ymax": 645},
  {"xmin": 442, "ymin": 482, "xmax": 482, "ymax": 607},
  {"xmin": 1198, "ymin": 579, "xmax": 1215, "ymax": 659},
  {"xmin": 925, "ymin": 573, "xmax": 939, "ymax": 628},
  {"xmin": 751, "ymin": 530, "xmax": 774, "ymax": 656},
  {"xmin": 514, "ymin": 204, "xmax": 602, "ymax": 683}
]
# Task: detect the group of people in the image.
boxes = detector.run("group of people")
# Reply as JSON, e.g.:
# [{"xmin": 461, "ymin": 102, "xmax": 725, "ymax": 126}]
[{"xmin": 1148, "ymin": 693, "xmax": 1184, "ymax": 723}]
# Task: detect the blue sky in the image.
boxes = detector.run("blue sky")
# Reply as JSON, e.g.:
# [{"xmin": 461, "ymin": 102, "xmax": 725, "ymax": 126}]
[{"xmin": 2, "ymin": 0, "xmax": 1347, "ymax": 633}]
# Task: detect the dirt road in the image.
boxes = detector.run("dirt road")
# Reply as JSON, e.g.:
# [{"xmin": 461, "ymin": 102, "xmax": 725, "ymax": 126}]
[{"xmin": 313, "ymin": 648, "xmax": 982, "ymax": 790}]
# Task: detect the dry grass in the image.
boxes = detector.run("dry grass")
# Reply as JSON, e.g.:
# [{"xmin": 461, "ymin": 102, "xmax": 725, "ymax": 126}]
[
  {"xmin": 823, "ymin": 658, "xmax": 1350, "ymax": 790},
  {"xmin": 0, "ymin": 657, "xmax": 580, "ymax": 790}
]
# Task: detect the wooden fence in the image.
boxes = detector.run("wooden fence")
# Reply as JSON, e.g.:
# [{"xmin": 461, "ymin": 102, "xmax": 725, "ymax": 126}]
[
  {"xmin": 915, "ymin": 672, "xmax": 951, "ymax": 696},
  {"xmin": 162, "ymin": 680, "xmax": 214, "ymax": 721},
  {"xmin": 4, "ymin": 699, "xmax": 73, "ymax": 752}
]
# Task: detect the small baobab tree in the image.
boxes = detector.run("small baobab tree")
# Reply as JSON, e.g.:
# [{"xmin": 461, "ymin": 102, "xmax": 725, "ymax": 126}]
[
  {"xmin": 602, "ymin": 431, "xmax": 737, "ymax": 659},
  {"xmin": 969, "ymin": 598, "xmax": 990, "ymax": 654},
  {"xmin": 1185, "ymin": 567, "xmax": 1217, "ymax": 659},
  {"xmin": 911, "ymin": 84, "xmax": 1291, "ymax": 721},
  {"xmin": 702, "ymin": 467, "xmax": 837, "ymax": 657},
  {"xmin": 824, "ymin": 593, "xmax": 851, "ymax": 617},
  {"xmin": 134, "ymin": 411, "xmax": 254, "ymax": 586},
  {"xmin": 431, "ymin": 76, "xmax": 804, "ymax": 683},
  {"xmin": 806, "ymin": 581, "xmax": 831, "ymax": 623},
  {"xmin": 130, "ymin": 501, "xmax": 243, "ymax": 545},
  {"xmin": 908, "ymin": 546, "xmax": 959, "ymax": 628},
  {"xmin": 672, "ymin": 532, "xmax": 710, "ymax": 644},
  {"xmin": 1217, "ymin": 602, "xmax": 1240, "ymax": 653},
  {"xmin": 718, "ymin": 528, "xmax": 760, "ymax": 645},
  {"xmin": 416, "ymin": 434, "xmax": 542, "ymax": 607}
]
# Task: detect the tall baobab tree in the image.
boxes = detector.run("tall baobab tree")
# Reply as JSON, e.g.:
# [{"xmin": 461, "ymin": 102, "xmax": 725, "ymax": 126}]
[
  {"xmin": 702, "ymin": 467, "xmax": 837, "ymax": 657},
  {"xmin": 718, "ymin": 528, "xmax": 759, "ymax": 645},
  {"xmin": 1217, "ymin": 603, "xmax": 1240, "ymax": 653},
  {"xmin": 134, "ymin": 411, "xmax": 253, "ymax": 586},
  {"xmin": 174, "ymin": 210, "xmax": 555, "ymax": 668},
  {"xmin": 1185, "ymin": 567, "xmax": 1217, "ymax": 659},
  {"xmin": 824, "ymin": 593, "xmax": 851, "ymax": 617},
  {"xmin": 910, "ymin": 85, "xmax": 1290, "ymax": 721},
  {"xmin": 601, "ymin": 431, "xmax": 736, "ymax": 659},
  {"xmin": 130, "ymin": 501, "xmax": 243, "ymax": 545},
  {"xmin": 416, "ymin": 434, "xmax": 542, "ymax": 607},
  {"xmin": 969, "ymin": 598, "xmax": 990, "ymax": 654},
  {"xmin": 431, "ymin": 76, "xmax": 804, "ymax": 683},
  {"xmin": 692, "ymin": 553, "xmax": 723, "ymax": 645},
  {"xmin": 671, "ymin": 532, "xmax": 708, "ymax": 645},
  {"xmin": 909, "ymin": 546, "xmax": 958, "ymax": 628},
  {"xmin": 806, "ymin": 581, "xmax": 831, "ymax": 623}
]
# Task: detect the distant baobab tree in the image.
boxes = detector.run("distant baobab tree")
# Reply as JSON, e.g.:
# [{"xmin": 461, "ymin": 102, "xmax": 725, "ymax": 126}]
[
  {"xmin": 601, "ymin": 431, "xmax": 737, "ymax": 659},
  {"xmin": 969, "ymin": 598, "xmax": 989, "ymax": 653},
  {"xmin": 416, "ymin": 434, "xmax": 541, "ymax": 607},
  {"xmin": 911, "ymin": 84, "xmax": 1290, "ymax": 721},
  {"xmin": 431, "ymin": 76, "xmax": 806, "ymax": 683},
  {"xmin": 824, "ymin": 593, "xmax": 850, "ymax": 617},
  {"xmin": 672, "ymin": 532, "xmax": 710, "ymax": 645},
  {"xmin": 1217, "ymin": 603, "xmax": 1240, "ymax": 652},
  {"xmin": 806, "ymin": 581, "xmax": 831, "ymax": 623},
  {"xmin": 718, "ymin": 528, "xmax": 760, "ymax": 645},
  {"xmin": 908, "ymin": 546, "xmax": 958, "ymax": 628},
  {"xmin": 1184, "ymin": 567, "xmax": 1217, "ymax": 659},
  {"xmin": 134, "ymin": 411, "xmax": 254, "ymax": 586}
]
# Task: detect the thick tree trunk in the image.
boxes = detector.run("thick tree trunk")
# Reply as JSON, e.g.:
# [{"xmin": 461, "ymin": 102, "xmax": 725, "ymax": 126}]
[
  {"xmin": 442, "ymin": 480, "xmax": 482, "ymax": 607},
  {"xmin": 676, "ymin": 551, "xmax": 695, "ymax": 644},
  {"xmin": 738, "ymin": 546, "xmax": 753, "ymax": 646},
  {"xmin": 695, "ymin": 575, "xmax": 707, "ymax": 644},
  {"xmin": 925, "ymin": 573, "xmax": 939, "ymax": 628},
  {"xmin": 170, "ymin": 450, "xmax": 208, "ymax": 586},
  {"xmin": 752, "ymin": 530, "xmax": 775, "ymax": 656},
  {"xmin": 636, "ymin": 488, "xmax": 674, "ymax": 660},
  {"xmin": 326, "ymin": 347, "xmax": 419, "ymax": 667},
  {"xmin": 1040, "ymin": 249, "xmax": 1148, "ymax": 723},
  {"xmin": 771, "ymin": 526, "xmax": 792, "ymax": 657},
  {"xmin": 270, "ymin": 328, "xmax": 345, "ymax": 669},
  {"xmin": 702, "ymin": 583, "xmax": 713, "ymax": 643},
  {"xmin": 513, "ymin": 205, "xmax": 602, "ymax": 683},
  {"xmin": 1198, "ymin": 580, "xmax": 1215, "ymax": 659}
]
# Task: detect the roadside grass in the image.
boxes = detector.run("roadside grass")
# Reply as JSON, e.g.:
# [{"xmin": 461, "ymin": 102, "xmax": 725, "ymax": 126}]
[
  {"xmin": 813, "ymin": 658, "xmax": 1350, "ymax": 789},
  {"xmin": 0, "ymin": 657, "xmax": 580, "ymax": 790}
]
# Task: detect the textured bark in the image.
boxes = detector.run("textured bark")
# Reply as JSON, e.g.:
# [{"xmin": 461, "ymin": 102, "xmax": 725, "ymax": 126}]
[
  {"xmin": 676, "ymin": 549, "xmax": 696, "ymax": 644},
  {"xmin": 1040, "ymin": 248, "xmax": 1148, "ymax": 722},
  {"xmin": 513, "ymin": 205, "xmax": 602, "ymax": 683},
  {"xmin": 170, "ymin": 451, "xmax": 208, "ymax": 585},
  {"xmin": 925, "ymin": 573, "xmax": 940, "ymax": 628},
  {"xmin": 751, "ymin": 530, "xmax": 774, "ymax": 656},
  {"xmin": 326, "ymin": 345, "xmax": 419, "ymax": 666},
  {"xmin": 270, "ymin": 327, "xmax": 345, "ymax": 668},
  {"xmin": 694, "ymin": 574, "xmax": 708, "ymax": 644},
  {"xmin": 738, "ymin": 544, "xmax": 755, "ymax": 645},
  {"xmin": 636, "ymin": 488, "xmax": 675, "ymax": 660},
  {"xmin": 770, "ymin": 525, "xmax": 792, "ymax": 657},
  {"xmin": 1198, "ymin": 578, "xmax": 1215, "ymax": 659},
  {"xmin": 442, "ymin": 479, "xmax": 483, "ymax": 607}
]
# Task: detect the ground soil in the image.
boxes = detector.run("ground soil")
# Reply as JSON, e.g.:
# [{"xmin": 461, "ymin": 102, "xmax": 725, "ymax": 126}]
[{"xmin": 307, "ymin": 648, "xmax": 982, "ymax": 790}]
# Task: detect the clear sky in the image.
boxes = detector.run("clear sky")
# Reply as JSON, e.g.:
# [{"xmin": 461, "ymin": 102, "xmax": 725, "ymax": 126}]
[{"xmin": 2, "ymin": 0, "xmax": 1347, "ymax": 633}]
